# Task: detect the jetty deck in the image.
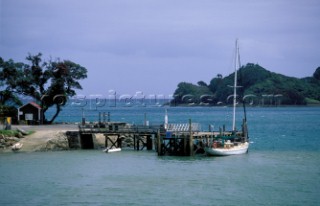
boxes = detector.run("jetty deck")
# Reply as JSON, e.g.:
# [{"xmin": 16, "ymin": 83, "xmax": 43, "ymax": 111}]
[{"xmin": 73, "ymin": 120, "xmax": 244, "ymax": 156}]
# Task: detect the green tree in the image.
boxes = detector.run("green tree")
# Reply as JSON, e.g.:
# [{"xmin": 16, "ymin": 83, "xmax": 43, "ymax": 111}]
[
  {"xmin": 42, "ymin": 60, "xmax": 87, "ymax": 123},
  {"xmin": 313, "ymin": 67, "xmax": 320, "ymax": 80},
  {"xmin": 197, "ymin": 81, "xmax": 208, "ymax": 87},
  {"xmin": 0, "ymin": 53, "xmax": 87, "ymax": 124},
  {"xmin": 172, "ymin": 82, "xmax": 213, "ymax": 105},
  {"xmin": 0, "ymin": 57, "xmax": 23, "ymax": 106}
]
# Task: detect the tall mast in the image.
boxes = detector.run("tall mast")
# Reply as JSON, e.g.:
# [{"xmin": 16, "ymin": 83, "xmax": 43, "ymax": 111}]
[{"xmin": 232, "ymin": 40, "xmax": 239, "ymax": 131}]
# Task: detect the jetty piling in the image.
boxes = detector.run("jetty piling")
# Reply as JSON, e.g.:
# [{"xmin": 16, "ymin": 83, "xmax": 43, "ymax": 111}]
[{"xmin": 189, "ymin": 119, "xmax": 193, "ymax": 156}]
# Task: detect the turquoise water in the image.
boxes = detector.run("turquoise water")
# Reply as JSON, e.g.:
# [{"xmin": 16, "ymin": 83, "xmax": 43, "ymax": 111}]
[{"xmin": 1, "ymin": 107, "xmax": 320, "ymax": 205}]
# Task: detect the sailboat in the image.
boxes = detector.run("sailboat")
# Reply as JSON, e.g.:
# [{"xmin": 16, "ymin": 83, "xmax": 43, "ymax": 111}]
[{"xmin": 205, "ymin": 40, "xmax": 249, "ymax": 156}]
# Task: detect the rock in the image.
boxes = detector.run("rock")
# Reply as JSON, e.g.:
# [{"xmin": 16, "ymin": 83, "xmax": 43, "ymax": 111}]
[
  {"xmin": 6, "ymin": 137, "xmax": 20, "ymax": 142},
  {"xmin": 16, "ymin": 132, "xmax": 24, "ymax": 139},
  {"xmin": 37, "ymin": 132, "xmax": 69, "ymax": 151},
  {"xmin": 17, "ymin": 128, "xmax": 28, "ymax": 135},
  {"xmin": 2, "ymin": 137, "xmax": 20, "ymax": 148}
]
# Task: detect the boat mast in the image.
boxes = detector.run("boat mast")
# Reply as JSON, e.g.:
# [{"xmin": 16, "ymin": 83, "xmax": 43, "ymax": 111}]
[{"xmin": 232, "ymin": 40, "xmax": 239, "ymax": 131}]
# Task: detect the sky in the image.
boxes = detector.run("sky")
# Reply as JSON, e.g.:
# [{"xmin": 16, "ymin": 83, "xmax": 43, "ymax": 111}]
[{"xmin": 1, "ymin": 0, "xmax": 320, "ymax": 98}]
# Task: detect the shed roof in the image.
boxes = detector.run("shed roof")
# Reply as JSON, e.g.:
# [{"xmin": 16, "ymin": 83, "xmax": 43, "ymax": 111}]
[{"xmin": 19, "ymin": 102, "xmax": 42, "ymax": 110}]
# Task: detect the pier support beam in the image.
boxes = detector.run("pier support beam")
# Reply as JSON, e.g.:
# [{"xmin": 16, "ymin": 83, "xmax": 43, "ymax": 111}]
[
  {"xmin": 146, "ymin": 135, "xmax": 153, "ymax": 150},
  {"xmin": 157, "ymin": 130, "xmax": 163, "ymax": 156},
  {"xmin": 104, "ymin": 134, "xmax": 121, "ymax": 149},
  {"xmin": 189, "ymin": 119, "xmax": 194, "ymax": 156}
]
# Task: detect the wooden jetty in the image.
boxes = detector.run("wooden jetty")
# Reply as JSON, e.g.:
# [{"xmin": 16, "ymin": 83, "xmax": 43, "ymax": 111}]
[
  {"xmin": 78, "ymin": 122, "xmax": 159, "ymax": 151},
  {"xmin": 75, "ymin": 119, "xmax": 239, "ymax": 156}
]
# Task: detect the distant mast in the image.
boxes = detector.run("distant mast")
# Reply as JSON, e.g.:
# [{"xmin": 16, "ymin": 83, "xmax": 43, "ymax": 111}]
[
  {"xmin": 164, "ymin": 109, "xmax": 168, "ymax": 129},
  {"xmin": 232, "ymin": 39, "xmax": 240, "ymax": 131}
]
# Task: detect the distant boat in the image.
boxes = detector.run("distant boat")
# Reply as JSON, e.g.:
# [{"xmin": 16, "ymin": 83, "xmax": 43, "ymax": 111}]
[
  {"xmin": 103, "ymin": 148, "xmax": 121, "ymax": 153},
  {"xmin": 11, "ymin": 142, "xmax": 23, "ymax": 151},
  {"xmin": 205, "ymin": 40, "xmax": 249, "ymax": 156}
]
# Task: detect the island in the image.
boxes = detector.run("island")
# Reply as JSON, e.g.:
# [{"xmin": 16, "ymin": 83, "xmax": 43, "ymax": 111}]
[{"xmin": 171, "ymin": 64, "xmax": 320, "ymax": 106}]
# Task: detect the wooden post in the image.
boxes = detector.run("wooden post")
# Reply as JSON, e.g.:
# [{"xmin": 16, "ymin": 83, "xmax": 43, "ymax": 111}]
[
  {"xmin": 189, "ymin": 119, "xmax": 193, "ymax": 156},
  {"xmin": 173, "ymin": 137, "xmax": 178, "ymax": 155},
  {"xmin": 146, "ymin": 135, "xmax": 152, "ymax": 150},
  {"xmin": 117, "ymin": 135, "xmax": 122, "ymax": 148},
  {"xmin": 183, "ymin": 134, "xmax": 187, "ymax": 156},
  {"xmin": 137, "ymin": 135, "xmax": 140, "ymax": 151},
  {"xmin": 104, "ymin": 134, "xmax": 108, "ymax": 148},
  {"xmin": 157, "ymin": 130, "xmax": 162, "ymax": 155}
]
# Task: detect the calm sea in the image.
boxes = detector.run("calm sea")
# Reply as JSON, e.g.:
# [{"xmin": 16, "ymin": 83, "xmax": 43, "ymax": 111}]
[{"xmin": 1, "ymin": 105, "xmax": 320, "ymax": 205}]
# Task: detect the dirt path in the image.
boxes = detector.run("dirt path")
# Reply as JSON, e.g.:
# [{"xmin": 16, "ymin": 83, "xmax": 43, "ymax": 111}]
[{"xmin": 7, "ymin": 125, "xmax": 79, "ymax": 152}]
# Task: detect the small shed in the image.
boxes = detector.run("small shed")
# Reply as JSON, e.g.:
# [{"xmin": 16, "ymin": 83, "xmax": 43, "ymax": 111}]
[{"xmin": 18, "ymin": 102, "xmax": 43, "ymax": 124}]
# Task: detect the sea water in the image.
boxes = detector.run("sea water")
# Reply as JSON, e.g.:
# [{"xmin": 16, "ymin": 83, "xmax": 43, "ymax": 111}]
[{"xmin": 1, "ymin": 106, "xmax": 320, "ymax": 205}]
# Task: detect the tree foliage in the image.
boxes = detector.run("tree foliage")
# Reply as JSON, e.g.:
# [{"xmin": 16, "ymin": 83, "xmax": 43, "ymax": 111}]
[
  {"xmin": 173, "ymin": 82, "xmax": 213, "ymax": 105},
  {"xmin": 197, "ymin": 81, "xmax": 208, "ymax": 87},
  {"xmin": 0, "ymin": 53, "xmax": 87, "ymax": 123},
  {"xmin": 0, "ymin": 57, "xmax": 23, "ymax": 107},
  {"xmin": 172, "ymin": 63, "xmax": 320, "ymax": 106},
  {"xmin": 314, "ymin": 67, "xmax": 320, "ymax": 80}
]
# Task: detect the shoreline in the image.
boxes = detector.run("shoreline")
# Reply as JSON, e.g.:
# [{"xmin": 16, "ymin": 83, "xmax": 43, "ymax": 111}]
[{"xmin": 166, "ymin": 104, "xmax": 320, "ymax": 107}]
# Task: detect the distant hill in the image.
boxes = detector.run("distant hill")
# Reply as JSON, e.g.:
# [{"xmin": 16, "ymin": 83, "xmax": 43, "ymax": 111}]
[{"xmin": 172, "ymin": 64, "xmax": 320, "ymax": 106}]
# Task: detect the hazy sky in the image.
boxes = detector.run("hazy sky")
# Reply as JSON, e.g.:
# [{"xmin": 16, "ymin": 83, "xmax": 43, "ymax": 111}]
[{"xmin": 1, "ymin": 0, "xmax": 319, "ymax": 97}]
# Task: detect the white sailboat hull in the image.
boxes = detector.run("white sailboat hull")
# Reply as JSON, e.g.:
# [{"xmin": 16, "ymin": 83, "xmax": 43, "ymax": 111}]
[{"xmin": 205, "ymin": 142, "xmax": 249, "ymax": 156}]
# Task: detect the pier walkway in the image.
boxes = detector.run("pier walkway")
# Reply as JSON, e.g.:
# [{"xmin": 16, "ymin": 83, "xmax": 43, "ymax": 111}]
[{"xmin": 76, "ymin": 121, "xmax": 238, "ymax": 156}]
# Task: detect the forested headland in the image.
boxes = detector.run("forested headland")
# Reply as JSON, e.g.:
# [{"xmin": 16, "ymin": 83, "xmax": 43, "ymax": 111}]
[{"xmin": 172, "ymin": 64, "xmax": 320, "ymax": 106}]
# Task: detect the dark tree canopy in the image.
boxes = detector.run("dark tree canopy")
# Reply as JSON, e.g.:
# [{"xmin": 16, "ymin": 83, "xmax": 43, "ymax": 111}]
[
  {"xmin": 313, "ymin": 67, "xmax": 320, "ymax": 80},
  {"xmin": 0, "ymin": 53, "xmax": 88, "ymax": 124},
  {"xmin": 0, "ymin": 57, "xmax": 23, "ymax": 106},
  {"xmin": 172, "ymin": 82, "xmax": 213, "ymax": 105},
  {"xmin": 197, "ymin": 81, "xmax": 208, "ymax": 87}
]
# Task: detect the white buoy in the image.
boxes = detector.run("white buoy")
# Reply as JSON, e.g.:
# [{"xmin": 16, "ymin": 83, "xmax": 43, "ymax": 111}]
[{"xmin": 103, "ymin": 148, "xmax": 121, "ymax": 153}]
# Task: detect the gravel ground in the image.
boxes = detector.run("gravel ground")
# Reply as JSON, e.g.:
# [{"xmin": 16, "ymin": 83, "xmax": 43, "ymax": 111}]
[{"xmin": 1, "ymin": 124, "xmax": 79, "ymax": 152}]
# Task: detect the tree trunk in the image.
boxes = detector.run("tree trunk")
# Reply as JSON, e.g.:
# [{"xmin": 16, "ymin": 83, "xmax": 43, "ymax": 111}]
[{"xmin": 47, "ymin": 104, "xmax": 61, "ymax": 124}]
